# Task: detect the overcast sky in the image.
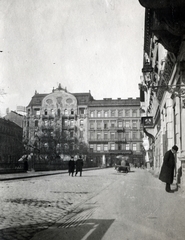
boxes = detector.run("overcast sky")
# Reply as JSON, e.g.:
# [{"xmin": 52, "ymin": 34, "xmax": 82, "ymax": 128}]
[{"xmin": 0, "ymin": 0, "xmax": 144, "ymax": 116}]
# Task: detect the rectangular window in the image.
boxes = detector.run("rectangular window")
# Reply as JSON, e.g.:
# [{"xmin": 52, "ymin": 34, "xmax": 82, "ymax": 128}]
[
  {"xmin": 80, "ymin": 130, "xmax": 83, "ymax": 138},
  {"xmin": 97, "ymin": 121, "xmax": 101, "ymax": 129},
  {"xmin": 132, "ymin": 120, "xmax": 137, "ymax": 128},
  {"xmin": 90, "ymin": 144, "xmax": 93, "ymax": 152},
  {"xmin": 90, "ymin": 132, "xmax": 94, "ymax": 140},
  {"xmin": 133, "ymin": 132, "xmax": 137, "ymax": 139},
  {"xmin": 132, "ymin": 110, "xmax": 137, "ymax": 117},
  {"xmin": 118, "ymin": 121, "xmax": 122, "ymax": 128},
  {"xmin": 44, "ymin": 120, "xmax": 48, "ymax": 126},
  {"xmin": 36, "ymin": 110, "xmax": 40, "ymax": 116},
  {"xmin": 110, "ymin": 132, "xmax": 115, "ymax": 140},
  {"xmin": 90, "ymin": 121, "xmax": 94, "ymax": 129},
  {"xmin": 104, "ymin": 121, "xmax": 108, "ymax": 129},
  {"xmin": 133, "ymin": 143, "xmax": 137, "ymax": 151},
  {"xmin": 104, "ymin": 133, "xmax": 108, "ymax": 140},
  {"xmin": 118, "ymin": 144, "xmax": 122, "ymax": 150},
  {"xmin": 97, "ymin": 144, "xmax": 101, "ymax": 151},
  {"xmin": 64, "ymin": 119, "xmax": 68, "ymax": 126},
  {"xmin": 126, "ymin": 144, "xmax": 129, "ymax": 150},
  {"xmin": 70, "ymin": 131, "xmax": 73, "ymax": 137},
  {"xmin": 111, "ymin": 110, "xmax": 115, "ymax": 117},
  {"xmin": 118, "ymin": 110, "xmax": 123, "ymax": 117},
  {"xmin": 90, "ymin": 111, "xmax": 94, "ymax": 117},
  {"xmin": 125, "ymin": 133, "xmax": 130, "ymax": 140},
  {"xmin": 104, "ymin": 144, "xmax": 108, "ymax": 151},
  {"xmin": 125, "ymin": 121, "xmax": 130, "ymax": 128},
  {"xmin": 70, "ymin": 120, "xmax": 74, "ymax": 127},
  {"xmin": 110, "ymin": 143, "xmax": 115, "ymax": 150},
  {"xmin": 97, "ymin": 111, "xmax": 101, "ymax": 117},
  {"xmin": 118, "ymin": 133, "xmax": 122, "ymax": 140},
  {"xmin": 97, "ymin": 132, "xmax": 101, "ymax": 140},
  {"xmin": 80, "ymin": 108, "xmax": 85, "ymax": 114},
  {"xmin": 125, "ymin": 110, "xmax": 130, "ymax": 117},
  {"xmin": 111, "ymin": 121, "xmax": 116, "ymax": 128},
  {"xmin": 104, "ymin": 111, "xmax": 108, "ymax": 117}
]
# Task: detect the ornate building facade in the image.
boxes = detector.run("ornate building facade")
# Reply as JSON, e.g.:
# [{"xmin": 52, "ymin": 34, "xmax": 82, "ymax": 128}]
[{"xmin": 23, "ymin": 84, "xmax": 143, "ymax": 170}]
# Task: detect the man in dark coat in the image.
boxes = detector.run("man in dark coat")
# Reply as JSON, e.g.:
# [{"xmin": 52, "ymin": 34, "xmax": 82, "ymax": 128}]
[
  {"xmin": 75, "ymin": 155, "xmax": 83, "ymax": 177},
  {"xmin": 159, "ymin": 145, "xmax": 178, "ymax": 192},
  {"xmin": 68, "ymin": 156, "xmax": 75, "ymax": 177}
]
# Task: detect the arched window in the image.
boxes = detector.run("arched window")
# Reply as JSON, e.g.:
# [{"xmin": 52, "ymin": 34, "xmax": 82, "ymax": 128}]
[
  {"xmin": 64, "ymin": 109, "xmax": 68, "ymax": 115},
  {"xmin": 44, "ymin": 109, "xmax": 47, "ymax": 115},
  {"xmin": 71, "ymin": 109, "xmax": 74, "ymax": 115},
  {"xmin": 51, "ymin": 109, "xmax": 55, "ymax": 115}
]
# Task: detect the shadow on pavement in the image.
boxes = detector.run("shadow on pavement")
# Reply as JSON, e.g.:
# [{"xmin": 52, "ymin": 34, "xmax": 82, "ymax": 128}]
[
  {"xmin": 0, "ymin": 218, "xmax": 114, "ymax": 240},
  {"xmin": 31, "ymin": 218, "xmax": 115, "ymax": 240}
]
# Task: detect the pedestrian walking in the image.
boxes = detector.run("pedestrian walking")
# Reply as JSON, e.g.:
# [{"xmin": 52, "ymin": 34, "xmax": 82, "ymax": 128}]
[
  {"xmin": 68, "ymin": 156, "xmax": 75, "ymax": 177},
  {"xmin": 75, "ymin": 155, "xmax": 83, "ymax": 177},
  {"xmin": 159, "ymin": 145, "xmax": 178, "ymax": 192},
  {"xmin": 23, "ymin": 156, "xmax": 28, "ymax": 172}
]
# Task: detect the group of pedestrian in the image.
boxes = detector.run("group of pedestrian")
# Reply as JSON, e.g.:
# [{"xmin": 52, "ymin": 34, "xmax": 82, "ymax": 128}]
[{"xmin": 68, "ymin": 155, "xmax": 83, "ymax": 177}]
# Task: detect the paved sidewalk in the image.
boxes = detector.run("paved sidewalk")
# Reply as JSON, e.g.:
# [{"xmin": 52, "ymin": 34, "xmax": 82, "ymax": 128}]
[{"xmin": 0, "ymin": 167, "xmax": 100, "ymax": 181}]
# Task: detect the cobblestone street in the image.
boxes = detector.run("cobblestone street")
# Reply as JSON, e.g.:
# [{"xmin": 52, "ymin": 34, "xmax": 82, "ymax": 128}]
[
  {"xmin": 1, "ymin": 168, "xmax": 185, "ymax": 240},
  {"xmin": 0, "ymin": 168, "xmax": 116, "ymax": 240}
]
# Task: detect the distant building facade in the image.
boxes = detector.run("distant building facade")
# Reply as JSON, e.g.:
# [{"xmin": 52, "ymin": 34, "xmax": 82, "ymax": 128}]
[
  {"xmin": 0, "ymin": 118, "xmax": 23, "ymax": 168},
  {"xmin": 4, "ymin": 111, "xmax": 24, "ymax": 128},
  {"xmin": 23, "ymin": 84, "xmax": 143, "ymax": 169},
  {"xmin": 88, "ymin": 97, "xmax": 143, "ymax": 167}
]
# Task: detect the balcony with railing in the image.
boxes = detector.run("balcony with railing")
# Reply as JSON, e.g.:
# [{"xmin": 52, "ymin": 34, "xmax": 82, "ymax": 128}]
[{"xmin": 89, "ymin": 137, "xmax": 127, "ymax": 144}]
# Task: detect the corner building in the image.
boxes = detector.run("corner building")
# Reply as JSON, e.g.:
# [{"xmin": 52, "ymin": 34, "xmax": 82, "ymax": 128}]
[
  {"xmin": 88, "ymin": 98, "xmax": 143, "ymax": 167},
  {"xmin": 24, "ymin": 84, "xmax": 143, "ymax": 169}
]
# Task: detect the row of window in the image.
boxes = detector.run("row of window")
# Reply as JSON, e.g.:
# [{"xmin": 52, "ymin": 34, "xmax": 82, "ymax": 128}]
[
  {"xmin": 90, "ymin": 132, "xmax": 141, "ymax": 140},
  {"xmin": 29, "ymin": 107, "xmax": 87, "ymax": 116},
  {"xmin": 89, "ymin": 143, "xmax": 138, "ymax": 151},
  {"xmin": 89, "ymin": 120, "xmax": 139, "ymax": 129},
  {"xmin": 89, "ymin": 109, "xmax": 138, "ymax": 118},
  {"xmin": 33, "ymin": 119, "xmax": 84, "ymax": 128}
]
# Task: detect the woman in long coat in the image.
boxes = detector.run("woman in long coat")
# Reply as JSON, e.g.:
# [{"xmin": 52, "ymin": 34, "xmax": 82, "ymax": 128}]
[{"xmin": 159, "ymin": 145, "xmax": 178, "ymax": 192}]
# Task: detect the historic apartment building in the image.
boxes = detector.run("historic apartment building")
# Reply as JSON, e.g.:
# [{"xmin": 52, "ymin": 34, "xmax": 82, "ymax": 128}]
[
  {"xmin": 23, "ymin": 84, "xmax": 143, "ymax": 168},
  {"xmin": 88, "ymin": 98, "xmax": 143, "ymax": 166},
  {"xmin": 0, "ymin": 117, "xmax": 23, "ymax": 168}
]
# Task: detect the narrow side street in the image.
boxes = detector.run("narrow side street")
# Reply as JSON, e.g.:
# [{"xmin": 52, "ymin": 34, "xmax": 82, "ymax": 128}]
[{"xmin": 0, "ymin": 168, "xmax": 185, "ymax": 240}]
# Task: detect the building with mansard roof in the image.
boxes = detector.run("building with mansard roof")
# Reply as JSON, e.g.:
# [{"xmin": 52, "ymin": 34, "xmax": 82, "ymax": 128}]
[{"xmin": 23, "ymin": 84, "xmax": 143, "ymax": 170}]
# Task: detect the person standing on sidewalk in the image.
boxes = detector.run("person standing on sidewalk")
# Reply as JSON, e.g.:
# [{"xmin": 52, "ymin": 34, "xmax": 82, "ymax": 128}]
[
  {"xmin": 75, "ymin": 155, "xmax": 83, "ymax": 177},
  {"xmin": 159, "ymin": 145, "xmax": 178, "ymax": 192},
  {"xmin": 68, "ymin": 156, "xmax": 75, "ymax": 177}
]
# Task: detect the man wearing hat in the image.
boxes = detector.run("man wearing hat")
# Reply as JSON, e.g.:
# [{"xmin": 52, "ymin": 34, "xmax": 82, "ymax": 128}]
[
  {"xmin": 68, "ymin": 156, "xmax": 75, "ymax": 177},
  {"xmin": 159, "ymin": 145, "xmax": 178, "ymax": 192}
]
